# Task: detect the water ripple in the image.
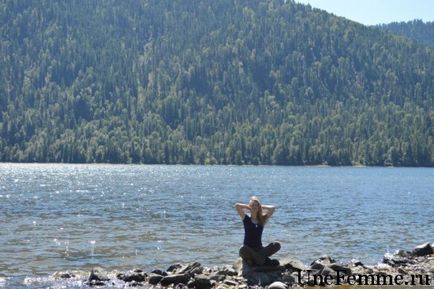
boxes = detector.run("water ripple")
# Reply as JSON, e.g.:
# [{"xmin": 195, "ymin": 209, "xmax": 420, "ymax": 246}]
[{"xmin": 0, "ymin": 164, "xmax": 433, "ymax": 286}]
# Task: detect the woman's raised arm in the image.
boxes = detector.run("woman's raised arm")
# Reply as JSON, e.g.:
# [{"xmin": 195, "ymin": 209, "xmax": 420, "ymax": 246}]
[
  {"xmin": 261, "ymin": 204, "xmax": 276, "ymax": 218},
  {"xmin": 235, "ymin": 203, "xmax": 250, "ymax": 220}
]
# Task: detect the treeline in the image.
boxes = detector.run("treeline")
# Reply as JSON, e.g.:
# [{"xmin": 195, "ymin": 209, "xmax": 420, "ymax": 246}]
[
  {"xmin": 378, "ymin": 20, "xmax": 434, "ymax": 46},
  {"xmin": 0, "ymin": 0, "xmax": 433, "ymax": 166}
]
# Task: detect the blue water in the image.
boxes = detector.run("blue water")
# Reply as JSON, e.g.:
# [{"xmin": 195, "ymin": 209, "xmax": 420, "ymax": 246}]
[{"xmin": 0, "ymin": 164, "xmax": 433, "ymax": 287}]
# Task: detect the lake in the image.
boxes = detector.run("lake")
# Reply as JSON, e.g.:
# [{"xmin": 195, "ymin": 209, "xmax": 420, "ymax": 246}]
[{"xmin": 0, "ymin": 164, "xmax": 433, "ymax": 288}]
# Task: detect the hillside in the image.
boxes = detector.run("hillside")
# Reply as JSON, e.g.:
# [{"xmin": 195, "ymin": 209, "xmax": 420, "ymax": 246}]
[
  {"xmin": 0, "ymin": 0, "xmax": 433, "ymax": 165},
  {"xmin": 378, "ymin": 20, "xmax": 434, "ymax": 46}
]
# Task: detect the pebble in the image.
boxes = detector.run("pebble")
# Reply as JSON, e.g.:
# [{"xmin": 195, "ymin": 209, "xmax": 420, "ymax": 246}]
[{"xmin": 45, "ymin": 242, "xmax": 434, "ymax": 288}]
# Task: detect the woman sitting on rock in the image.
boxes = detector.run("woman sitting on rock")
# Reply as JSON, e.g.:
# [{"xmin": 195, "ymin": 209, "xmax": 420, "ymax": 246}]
[{"xmin": 235, "ymin": 196, "xmax": 281, "ymax": 266}]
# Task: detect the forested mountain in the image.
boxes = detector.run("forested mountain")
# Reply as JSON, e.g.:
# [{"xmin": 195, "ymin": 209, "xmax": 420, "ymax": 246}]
[
  {"xmin": 378, "ymin": 20, "xmax": 434, "ymax": 46},
  {"xmin": 0, "ymin": 0, "xmax": 433, "ymax": 166}
]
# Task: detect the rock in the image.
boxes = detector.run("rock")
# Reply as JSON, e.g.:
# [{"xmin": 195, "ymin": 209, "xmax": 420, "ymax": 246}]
[
  {"xmin": 175, "ymin": 262, "xmax": 203, "ymax": 275},
  {"xmin": 209, "ymin": 273, "xmax": 226, "ymax": 282},
  {"xmin": 223, "ymin": 279, "xmax": 238, "ymax": 286},
  {"xmin": 396, "ymin": 249, "xmax": 412, "ymax": 257},
  {"xmin": 87, "ymin": 280, "xmax": 106, "ymax": 287},
  {"xmin": 71, "ymin": 245, "xmax": 434, "ymax": 288},
  {"xmin": 116, "ymin": 270, "xmax": 146, "ymax": 283},
  {"xmin": 129, "ymin": 281, "xmax": 142, "ymax": 287},
  {"xmin": 151, "ymin": 269, "xmax": 168, "ymax": 276},
  {"xmin": 323, "ymin": 265, "xmax": 337, "ymax": 276},
  {"xmin": 160, "ymin": 273, "xmax": 191, "ymax": 286},
  {"xmin": 88, "ymin": 269, "xmax": 102, "ymax": 282},
  {"xmin": 310, "ymin": 255, "xmax": 336, "ymax": 272},
  {"xmin": 268, "ymin": 281, "xmax": 288, "ymax": 289},
  {"xmin": 116, "ymin": 273, "xmax": 125, "ymax": 280},
  {"xmin": 254, "ymin": 265, "xmax": 284, "ymax": 272},
  {"xmin": 175, "ymin": 283, "xmax": 189, "ymax": 289},
  {"xmin": 310, "ymin": 262, "xmax": 324, "ymax": 271},
  {"xmin": 398, "ymin": 267, "xmax": 408, "ymax": 274},
  {"xmin": 376, "ymin": 270, "xmax": 390, "ymax": 277},
  {"xmin": 279, "ymin": 256, "xmax": 305, "ymax": 271},
  {"xmin": 320, "ymin": 255, "xmax": 336, "ymax": 264},
  {"xmin": 306, "ymin": 278, "xmax": 317, "ymax": 287},
  {"xmin": 233, "ymin": 257, "xmax": 283, "ymax": 273},
  {"xmin": 281, "ymin": 272, "xmax": 296, "ymax": 285},
  {"xmin": 310, "ymin": 255, "xmax": 335, "ymax": 266},
  {"xmin": 235, "ymin": 258, "xmax": 282, "ymax": 286},
  {"xmin": 148, "ymin": 273, "xmax": 164, "ymax": 285},
  {"xmin": 351, "ymin": 260, "xmax": 366, "ymax": 267},
  {"xmin": 233, "ymin": 258, "xmax": 243, "ymax": 275},
  {"xmin": 383, "ymin": 252, "xmax": 412, "ymax": 266},
  {"xmin": 187, "ymin": 274, "xmax": 212, "ymax": 289},
  {"xmin": 167, "ymin": 263, "xmax": 183, "ymax": 272},
  {"xmin": 412, "ymin": 243, "xmax": 433, "ymax": 257},
  {"xmin": 53, "ymin": 272, "xmax": 75, "ymax": 279},
  {"xmin": 87, "ymin": 269, "xmax": 109, "ymax": 285},
  {"xmin": 216, "ymin": 265, "xmax": 237, "ymax": 276},
  {"xmin": 329, "ymin": 263, "xmax": 351, "ymax": 275},
  {"xmin": 291, "ymin": 272, "xmax": 300, "ymax": 284},
  {"xmin": 122, "ymin": 273, "xmax": 146, "ymax": 283}
]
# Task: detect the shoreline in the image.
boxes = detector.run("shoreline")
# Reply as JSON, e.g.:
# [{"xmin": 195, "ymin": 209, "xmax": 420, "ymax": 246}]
[
  {"xmin": 2, "ymin": 162, "xmax": 434, "ymax": 168},
  {"xmin": 16, "ymin": 242, "xmax": 434, "ymax": 288}
]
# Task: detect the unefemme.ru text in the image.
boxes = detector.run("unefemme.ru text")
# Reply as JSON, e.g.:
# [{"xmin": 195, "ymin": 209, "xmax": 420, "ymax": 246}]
[{"xmin": 296, "ymin": 269, "xmax": 432, "ymax": 286}]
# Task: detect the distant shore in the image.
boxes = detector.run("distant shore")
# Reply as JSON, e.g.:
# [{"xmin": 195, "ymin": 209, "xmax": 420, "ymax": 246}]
[{"xmin": 3, "ymin": 162, "xmax": 434, "ymax": 168}]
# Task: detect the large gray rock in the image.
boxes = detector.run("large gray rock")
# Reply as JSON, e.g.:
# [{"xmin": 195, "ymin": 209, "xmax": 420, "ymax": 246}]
[
  {"xmin": 151, "ymin": 269, "xmax": 168, "ymax": 276},
  {"xmin": 209, "ymin": 273, "xmax": 226, "ymax": 282},
  {"xmin": 122, "ymin": 273, "xmax": 146, "ymax": 283},
  {"xmin": 310, "ymin": 255, "xmax": 336, "ymax": 271},
  {"xmin": 329, "ymin": 263, "xmax": 351, "ymax": 275},
  {"xmin": 88, "ymin": 269, "xmax": 109, "ymax": 282},
  {"xmin": 208, "ymin": 265, "xmax": 236, "ymax": 282},
  {"xmin": 216, "ymin": 265, "xmax": 237, "ymax": 276},
  {"xmin": 233, "ymin": 258, "xmax": 282, "ymax": 286},
  {"xmin": 319, "ymin": 265, "xmax": 336, "ymax": 278},
  {"xmin": 160, "ymin": 273, "xmax": 191, "ymax": 286},
  {"xmin": 175, "ymin": 262, "xmax": 203, "ymax": 275},
  {"xmin": 148, "ymin": 273, "xmax": 164, "ymax": 285},
  {"xmin": 412, "ymin": 243, "xmax": 433, "ymax": 257},
  {"xmin": 279, "ymin": 256, "xmax": 305, "ymax": 271},
  {"xmin": 167, "ymin": 263, "xmax": 183, "ymax": 272},
  {"xmin": 187, "ymin": 274, "xmax": 212, "ymax": 289},
  {"xmin": 383, "ymin": 252, "xmax": 412, "ymax": 267},
  {"xmin": 87, "ymin": 269, "xmax": 109, "ymax": 287},
  {"xmin": 310, "ymin": 262, "xmax": 324, "ymax": 271}
]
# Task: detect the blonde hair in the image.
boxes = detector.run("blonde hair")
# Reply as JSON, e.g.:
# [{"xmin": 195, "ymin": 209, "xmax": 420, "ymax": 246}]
[{"xmin": 250, "ymin": 196, "xmax": 269, "ymax": 226}]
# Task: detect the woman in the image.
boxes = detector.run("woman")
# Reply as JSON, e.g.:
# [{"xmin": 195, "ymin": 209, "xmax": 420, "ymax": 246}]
[{"xmin": 235, "ymin": 196, "xmax": 281, "ymax": 266}]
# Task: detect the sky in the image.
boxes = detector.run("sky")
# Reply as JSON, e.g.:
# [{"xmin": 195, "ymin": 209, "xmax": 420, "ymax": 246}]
[{"xmin": 295, "ymin": 0, "xmax": 434, "ymax": 25}]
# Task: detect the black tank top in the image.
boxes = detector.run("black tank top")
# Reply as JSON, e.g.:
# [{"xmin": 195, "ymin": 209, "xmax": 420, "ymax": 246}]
[{"xmin": 243, "ymin": 215, "xmax": 263, "ymax": 248}]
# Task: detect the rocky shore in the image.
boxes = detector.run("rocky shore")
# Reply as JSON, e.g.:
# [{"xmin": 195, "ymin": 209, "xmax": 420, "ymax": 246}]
[{"xmin": 53, "ymin": 242, "xmax": 434, "ymax": 288}]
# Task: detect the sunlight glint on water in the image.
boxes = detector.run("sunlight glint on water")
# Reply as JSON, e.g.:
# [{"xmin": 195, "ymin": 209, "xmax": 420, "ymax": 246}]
[{"xmin": 0, "ymin": 164, "xmax": 433, "ymax": 288}]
